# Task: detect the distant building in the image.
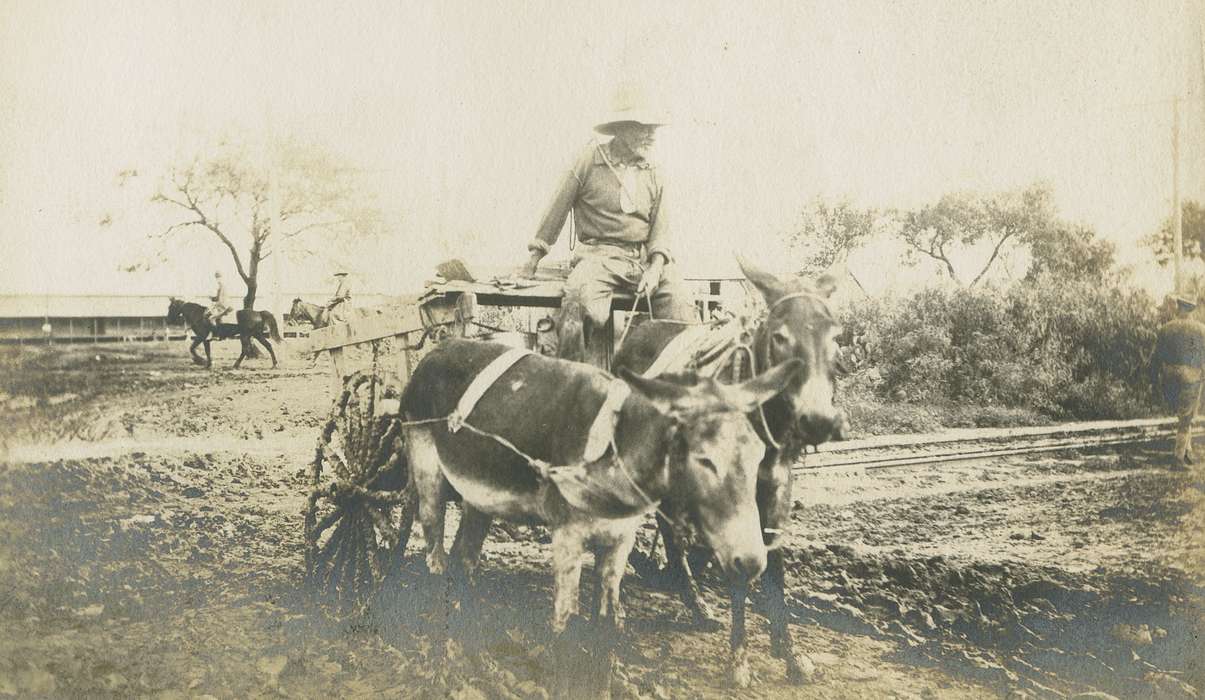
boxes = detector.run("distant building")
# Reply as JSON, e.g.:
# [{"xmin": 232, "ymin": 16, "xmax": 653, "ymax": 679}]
[
  {"xmin": 0, "ymin": 284, "xmax": 740, "ymax": 344},
  {"xmin": 0, "ymin": 294, "xmax": 379, "ymax": 343}
]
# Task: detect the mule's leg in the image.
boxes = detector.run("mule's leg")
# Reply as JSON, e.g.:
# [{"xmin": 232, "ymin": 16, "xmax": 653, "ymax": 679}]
[
  {"xmin": 254, "ymin": 333, "xmax": 278, "ymax": 368},
  {"xmin": 658, "ymin": 512, "xmax": 722, "ymax": 628},
  {"xmin": 580, "ymin": 524, "xmax": 639, "ymax": 700},
  {"xmin": 448, "ymin": 505, "xmax": 492, "ymax": 605},
  {"xmin": 759, "ymin": 460, "xmax": 814, "ymax": 683},
  {"xmin": 766, "ymin": 548, "xmax": 814, "ymax": 683},
  {"xmin": 550, "ymin": 524, "xmax": 591, "ymax": 699},
  {"xmin": 729, "ymin": 582, "xmax": 752, "ymax": 688},
  {"xmin": 406, "ymin": 428, "xmax": 449, "ymax": 575},
  {"xmin": 550, "ymin": 525, "xmax": 585, "ymax": 632}
]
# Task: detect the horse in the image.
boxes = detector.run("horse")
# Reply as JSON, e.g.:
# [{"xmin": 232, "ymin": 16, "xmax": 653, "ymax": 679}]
[
  {"xmin": 166, "ymin": 298, "xmax": 282, "ymax": 369},
  {"xmin": 611, "ymin": 257, "xmax": 846, "ymax": 687},
  {"xmin": 289, "ymin": 297, "xmax": 348, "ymax": 330},
  {"xmin": 401, "ymin": 338, "xmax": 803, "ymax": 698},
  {"xmin": 1150, "ymin": 318, "xmax": 1205, "ymax": 465}
]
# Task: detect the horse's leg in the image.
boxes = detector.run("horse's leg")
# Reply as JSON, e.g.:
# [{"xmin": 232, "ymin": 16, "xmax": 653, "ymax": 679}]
[
  {"xmin": 254, "ymin": 332, "xmax": 277, "ymax": 368},
  {"xmin": 729, "ymin": 581, "xmax": 751, "ymax": 688},
  {"xmin": 203, "ymin": 338, "xmax": 212, "ymax": 369},
  {"xmin": 233, "ymin": 335, "xmax": 249, "ymax": 369},
  {"xmin": 189, "ymin": 337, "xmax": 205, "ymax": 366},
  {"xmin": 658, "ymin": 512, "xmax": 722, "ymax": 628}
]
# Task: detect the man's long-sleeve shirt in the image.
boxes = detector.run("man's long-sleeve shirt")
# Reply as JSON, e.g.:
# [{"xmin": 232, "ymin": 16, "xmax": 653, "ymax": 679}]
[{"xmin": 529, "ymin": 141, "xmax": 671, "ymax": 262}]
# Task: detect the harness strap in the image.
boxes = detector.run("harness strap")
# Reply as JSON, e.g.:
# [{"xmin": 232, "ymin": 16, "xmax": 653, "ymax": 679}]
[
  {"xmin": 448, "ymin": 348, "xmax": 533, "ymax": 433},
  {"xmin": 642, "ymin": 323, "xmax": 719, "ymax": 378},
  {"xmin": 582, "ymin": 379, "xmax": 631, "ymax": 462}
]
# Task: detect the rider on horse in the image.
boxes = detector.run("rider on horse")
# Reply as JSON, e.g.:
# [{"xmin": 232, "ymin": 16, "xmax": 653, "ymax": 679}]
[
  {"xmin": 330, "ymin": 272, "xmax": 350, "ymax": 309},
  {"xmin": 206, "ymin": 271, "xmax": 232, "ymax": 326}
]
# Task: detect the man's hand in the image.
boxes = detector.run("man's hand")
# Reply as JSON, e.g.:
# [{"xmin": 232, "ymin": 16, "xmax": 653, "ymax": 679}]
[
  {"xmin": 636, "ymin": 256, "xmax": 665, "ymax": 295},
  {"xmin": 520, "ymin": 252, "xmax": 543, "ymax": 279}
]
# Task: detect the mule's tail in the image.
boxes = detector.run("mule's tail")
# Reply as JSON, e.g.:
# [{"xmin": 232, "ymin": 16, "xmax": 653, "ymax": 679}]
[{"xmin": 266, "ymin": 312, "xmax": 283, "ymax": 343}]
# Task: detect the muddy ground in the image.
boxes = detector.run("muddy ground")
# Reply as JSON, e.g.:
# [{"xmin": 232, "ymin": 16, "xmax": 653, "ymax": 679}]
[{"xmin": 0, "ymin": 341, "xmax": 1202, "ymax": 699}]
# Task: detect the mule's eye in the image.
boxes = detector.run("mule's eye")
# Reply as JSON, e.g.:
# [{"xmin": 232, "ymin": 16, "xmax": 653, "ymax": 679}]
[
  {"xmin": 771, "ymin": 330, "xmax": 791, "ymax": 347},
  {"xmin": 697, "ymin": 457, "xmax": 719, "ymax": 474}
]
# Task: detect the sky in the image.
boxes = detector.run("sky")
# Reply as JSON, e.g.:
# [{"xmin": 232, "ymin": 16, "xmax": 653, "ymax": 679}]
[{"xmin": 0, "ymin": 0, "xmax": 1201, "ymax": 306}]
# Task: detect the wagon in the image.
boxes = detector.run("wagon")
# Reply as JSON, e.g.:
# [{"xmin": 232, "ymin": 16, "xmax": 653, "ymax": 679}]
[{"xmin": 299, "ymin": 262, "xmax": 739, "ymax": 604}]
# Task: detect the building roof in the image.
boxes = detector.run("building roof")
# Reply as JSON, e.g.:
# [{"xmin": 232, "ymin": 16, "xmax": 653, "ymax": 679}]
[{"xmin": 0, "ymin": 294, "xmax": 396, "ymax": 319}]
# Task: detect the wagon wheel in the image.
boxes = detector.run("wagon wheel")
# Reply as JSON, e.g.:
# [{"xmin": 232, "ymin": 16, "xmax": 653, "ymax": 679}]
[{"xmin": 304, "ymin": 369, "xmax": 416, "ymax": 606}]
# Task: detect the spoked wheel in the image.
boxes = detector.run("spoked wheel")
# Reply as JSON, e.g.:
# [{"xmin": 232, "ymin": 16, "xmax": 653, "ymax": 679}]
[{"xmin": 304, "ymin": 370, "xmax": 416, "ymax": 607}]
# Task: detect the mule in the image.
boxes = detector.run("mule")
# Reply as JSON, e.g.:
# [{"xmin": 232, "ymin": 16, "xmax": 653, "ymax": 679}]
[
  {"xmin": 1150, "ymin": 318, "xmax": 1205, "ymax": 465},
  {"xmin": 289, "ymin": 297, "xmax": 348, "ymax": 330},
  {"xmin": 166, "ymin": 298, "xmax": 282, "ymax": 369},
  {"xmin": 611, "ymin": 258, "xmax": 845, "ymax": 687},
  {"xmin": 400, "ymin": 338, "xmax": 803, "ymax": 697}
]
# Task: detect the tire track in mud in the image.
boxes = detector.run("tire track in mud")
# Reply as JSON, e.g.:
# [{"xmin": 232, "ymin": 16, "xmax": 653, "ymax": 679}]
[{"xmin": 775, "ymin": 446, "xmax": 1205, "ymax": 699}]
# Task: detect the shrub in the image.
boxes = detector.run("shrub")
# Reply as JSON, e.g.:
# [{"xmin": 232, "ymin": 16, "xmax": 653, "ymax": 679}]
[{"xmin": 839, "ymin": 275, "xmax": 1160, "ymax": 421}]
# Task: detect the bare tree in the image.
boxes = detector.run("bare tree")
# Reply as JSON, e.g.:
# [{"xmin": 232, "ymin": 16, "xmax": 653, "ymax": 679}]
[{"xmin": 151, "ymin": 139, "xmax": 382, "ymax": 309}]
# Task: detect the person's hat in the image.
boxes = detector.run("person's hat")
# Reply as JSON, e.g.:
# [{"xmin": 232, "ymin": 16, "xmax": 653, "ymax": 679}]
[
  {"xmin": 333, "ymin": 272, "xmax": 349, "ymax": 277},
  {"xmin": 1174, "ymin": 294, "xmax": 1197, "ymax": 312},
  {"xmin": 594, "ymin": 84, "xmax": 671, "ymax": 135}
]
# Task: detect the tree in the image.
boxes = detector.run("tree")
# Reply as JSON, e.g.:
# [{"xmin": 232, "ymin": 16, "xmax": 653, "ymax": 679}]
[
  {"xmin": 786, "ymin": 197, "xmax": 880, "ymax": 278},
  {"xmin": 1025, "ymin": 220, "xmax": 1115, "ymax": 282},
  {"xmin": 896, "ymin": 183, "xmax": 1057, "ymax": 287},
  {"xmin": 151, "ymin": 138, "xmax": 382, "ymax": 309},
  {"xmin": 1144, "ymin": 200, "xmax": 1205, "ymax": 265}
]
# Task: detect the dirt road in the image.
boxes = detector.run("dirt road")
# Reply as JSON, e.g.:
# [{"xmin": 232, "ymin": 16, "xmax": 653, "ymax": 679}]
[{"xmin": 1, "ymin": 342, "xmax": 1201, "ymax": 698}]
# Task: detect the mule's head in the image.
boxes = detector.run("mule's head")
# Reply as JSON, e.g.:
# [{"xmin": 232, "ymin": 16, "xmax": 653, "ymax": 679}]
[
  {"xmin": 620, "ymin": 360, "xmax": 804, "ymax": 583},
  {"xmin": 738, "ymin": 256, "xmax": 844, "ymax": 445}
]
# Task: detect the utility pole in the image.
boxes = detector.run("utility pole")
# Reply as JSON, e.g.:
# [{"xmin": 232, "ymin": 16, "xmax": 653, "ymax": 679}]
[{"xmin": 1174, "ymin": 94, "xmax": 1183, "ymax": 295}]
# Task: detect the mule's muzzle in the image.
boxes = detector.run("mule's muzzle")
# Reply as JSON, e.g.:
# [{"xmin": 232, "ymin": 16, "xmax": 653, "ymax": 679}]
[
  {"xmin": 725, "ymin": 548, "xmax": 767, "ymax": 583},
  {"xmin": 798, "ymin": 407, "xmax": 846, "ymax": 446}
]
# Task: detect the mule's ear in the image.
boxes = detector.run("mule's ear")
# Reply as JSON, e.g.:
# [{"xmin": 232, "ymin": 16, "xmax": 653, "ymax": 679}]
[
  {"xmin": 616, "ymin": 368, "xmax": 690, "ymax": 409},
  {"xmin": 736, "ymin": 254, "xmax": 789, "ymax": 304},
  {"xmin": 721, "ymin": 359, "xmax": 804, "ymax": 410},
  {"xmin": 813, "ymin": 272, "xmax": 839, "ymax": 299}
]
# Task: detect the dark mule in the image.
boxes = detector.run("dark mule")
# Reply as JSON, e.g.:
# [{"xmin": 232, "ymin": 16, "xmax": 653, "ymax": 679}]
[
  {"xmin": 401, "ymin": 338, "xmax": 802, "ymax": 697},
  {"xmin": 1150, "ymin": 318, "xmax": 1205, "ymax": 465},
  {"xmin": 612, "ymin": 258, "xmax": 845, "ymax": 687},
  {"xmin": 289, "ymin": 297, "xmax": 348, "ymax": 330},
  {"xmin": 166, "ymin": 298, "xmax": 282, "ymax": 369}
]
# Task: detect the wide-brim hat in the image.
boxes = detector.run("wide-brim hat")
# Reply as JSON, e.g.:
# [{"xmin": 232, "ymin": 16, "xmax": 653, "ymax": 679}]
[
  {"xmin": 333, "ymin": 272, "xmax": 349, "ymax": 277},
  {"xmin": 595, "ymin": 109, "xmax": 671, "ymax": 135},
  {"xmin": 594, "ymin": 84, "xmax": 671, "ymax": 135}
]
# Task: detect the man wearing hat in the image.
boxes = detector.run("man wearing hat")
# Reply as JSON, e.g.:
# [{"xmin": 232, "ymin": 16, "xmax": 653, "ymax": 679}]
[
  {"xmin": 328, "ymin": 272, "xmax": 351, "ymax": 323},
  {"xmin": 522, "ymin": 89, "xmax": 697, "ymax": 366},
  {"xmin": 1152, "ymin": 292, "xmax": 1205, "ymax": 466},
  {"xmin": 331, "ymin": 272, "xmax": 350, "ymax": 305}
]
